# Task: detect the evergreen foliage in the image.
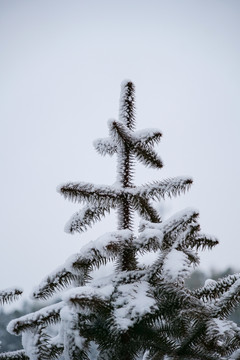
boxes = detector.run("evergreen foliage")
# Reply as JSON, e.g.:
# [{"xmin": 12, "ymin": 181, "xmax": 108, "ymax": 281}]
[
  {"xmin": 0, "ymin": 289, "xmax": 22, "ymax": 307},
  {"xmin": 2, "ymin": 81, "xmax": 240, "ymax": 359}
]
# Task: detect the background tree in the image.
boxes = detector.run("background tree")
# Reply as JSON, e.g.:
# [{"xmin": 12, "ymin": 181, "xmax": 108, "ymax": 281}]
[
  {"xmin": 0, "ymin": 288, "xmax": 24, "ymax": 359},
  {"xmin": 3, "ymin": 81, "xmax": 240, "ymax": 359}
]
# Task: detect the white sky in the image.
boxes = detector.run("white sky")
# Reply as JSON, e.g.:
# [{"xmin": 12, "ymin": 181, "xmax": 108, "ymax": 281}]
[{"xmin": 1, "ymin": 0, "xmax": 240, "ymax": 297}]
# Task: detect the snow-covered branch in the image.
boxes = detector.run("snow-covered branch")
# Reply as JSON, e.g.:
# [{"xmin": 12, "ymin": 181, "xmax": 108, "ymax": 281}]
[
  {"xmin": 214, "ymin": 278, "xmax": 240, "ymax": 319},
  {"xmin": 135, "ymin": 177, "xmax": 193, "ymax": 201},
  {"xmin": 7, "ymin": 302, "xmax": 64, "ymax": 335},
  {"xmin": 0, "ymin": 287, "xmax": 23, "ymax": 305},
  {"xmin": 134, "ymin": 128, "xmax": 162, "ymax": 147},
  {"xmin": 192, "ymin": 273, "xmax": 240, "ymax": 302},
  {"xmin": 108, "ymin": 120, "xmax": 163, "ymax": 169},
  {"xmin": 0, "ymin": 350, "xmax": 28, "ymax": 360},
  {"xmin": 32, "ymin": 267, "xmax": 76, "ymax": 299},
  {"xmin": 64, "ymin": 204, "xmax": 111, "ymax": 234},
  {"xmin": 57, "ymin": 182, "xmax": 120, "ymax": 207},
  {"xmin": 93, "ymin": 137, "xmax": 117, "ymax": 156}
]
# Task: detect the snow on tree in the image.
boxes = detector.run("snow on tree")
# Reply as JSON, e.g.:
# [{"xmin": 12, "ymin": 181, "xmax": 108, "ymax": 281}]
[
  {"xmin": 0, "ymin": 289, "xmax": 22, "ymax": 307},
  {"xmin": 2, "ymin": 81, "xmax": 240, "ymax": 359}
]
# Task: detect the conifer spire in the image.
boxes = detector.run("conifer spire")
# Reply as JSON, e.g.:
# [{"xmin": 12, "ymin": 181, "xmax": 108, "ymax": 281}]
[
  {"xmin": 4, "ymin": 81, "xmax": 240, "ymax": 360},
  {"xmin": 116, "ymin": 81, "xmax": 136, "ymax": 231}
]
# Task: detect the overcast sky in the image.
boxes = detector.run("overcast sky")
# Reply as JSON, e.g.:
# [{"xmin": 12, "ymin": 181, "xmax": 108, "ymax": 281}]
[{"xmin": 1, "ymin": 0, "xmax": 240, "ymax": 297}]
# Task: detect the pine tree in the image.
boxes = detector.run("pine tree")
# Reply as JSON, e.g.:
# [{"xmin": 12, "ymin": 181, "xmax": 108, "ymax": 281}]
[{"xmin": 3, "ymin": 81, "xmax": 240, "ymax": 359}]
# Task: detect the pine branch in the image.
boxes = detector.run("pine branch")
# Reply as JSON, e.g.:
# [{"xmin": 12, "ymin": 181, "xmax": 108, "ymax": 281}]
[
  {"xmin": 64, "ymin": 287, "xmax": 111, "ymax": 313},
  {"xmin": 0, "ymin": 288, "xmax": 23, "ymax": 305},
  {"xmin": 108, "ymin": 119, "xmax": 133, "ymax": 147},
  {"xmin": 136, "ymin": 228, "xmax": 163, "ymax": 253},
  {"xmin": 32, "ymin": 267, "xmax": 76, "ymax": 299},
  {"xmin": 176, "ymin": 318, "xmax": 240, "ymax": 359},
  {"xmin": 44, "ymin": 343, "xmax": 63, "ymax": 360},
  {"xmin": 65, "ymin": 204, "xmax": 111, "ymax": 233},
  {"xmin": 112, "ymin": 269, "xmax": 147, "ymax": 289},
  {"xmin": 109, "ymin": 120, "xmax": 163, "ymax": 169},
  {"xmin": 134, "ymin": 129, "xmax": 162, "ymax": 147},
  {"xmin": 71, "ymin": 230, "xmax": 133, "ymax": 272},
  {"xmin": 214, "ymin": 278, "xmax": 240, "ymax": 319},
  {"xmin": 93, "ymin": 137, "xmax": 117, "ymax": 156},
  {"xmin": 192, "ymin": 273, "xmax": 240, "ymax": 302},
  {"xmin": 175, "ymin": 320, "xmax": 208, "ymax": 358},
  {"xmin": 163, "ymin": 223, "xmax": 206, "ymax": 267},
  {"xmin": 180, "ymin": 247, "xmax": 200, "ymax": 267},
  {"xmin": 154, "ymin": 283, "xmax": 211, "ymax": 323},
  {"xmin": 61, "ymin": 309, "xmax": 92, "ymax": 360},
  {"xmin": 111, "ymin": 280, "xmax": 157, "ymax": 331},
  {"xmin": 65, "ymin": 344, "xmax": 90, "ymax": 360},
  {"xmin": 136, "ymin": 177, "xmax": 193, "ymax": 201},
  {"xmin": 7, "ymin": 302, "xmax": 64, "ymax": 335},
  {"xmin": 0, "ymin": 351, "xmax": 29, "ymax": 360},
  {"xmin": 21, "ymin": 326, "xmax": 57, "ymax": 360},
  {"xmin": 57, "ymin": 182, "xmax": 120, "ymax": 207},
  {"xmin": 161, "ymin": 248, "xmax": 192, "ymax": 282},
  {"xmin": 132, "ymin": 141, "xmax": 163, "ymax": 169},
  {"xmin": 132, "ymin": 324, "xmax": 178, "ymax": 359},
  {"xmin": 160, "ymin": 208, "xmax": 199, "ymax": 250},
  {"xmin": 147, "ymin": 230, "xmax": 202, "ymax": 283},
  {"xmin": 133, "ymin": 196, "xmax": 161, "ymax": 223},
  {"xmin": 59, "ymin": 182, "xmax": 165, "ymax": 233},
  {"xmin": 177, "ymin": 341, "xmax": 219, "ymax": 360},
  {"xmin": 33, "ymin": 230, "xmax": 133, "ymax": 300},
  {"xmin": 170, "ymin": 222, "xmax": 200, "ymax": 251},
  {"xmin": 138, "ymin": 219, "xmax": 162, "ymax": 233},
  {"xmin": 147, "ymin": 247, "xmax": 189, "ymax": 283},
  {"xmin": 205, "ymin": 318, "xmax": 240, "ymax": 354},
  {"xmin": 161, "ymin": 208, "xmax": 199, "ymax": 234},
  {"xmin": 138, "ymin": 209, "xmax": 207, "ymax": 282},
  {"xmin": 184, "ymin": 233, "xmax": 219, "ymax": 251}
]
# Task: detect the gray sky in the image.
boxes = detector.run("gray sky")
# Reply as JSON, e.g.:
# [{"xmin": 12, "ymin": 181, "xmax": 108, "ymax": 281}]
[{"xmin": 1, "ymin": 0, "xmax": 240, "ymax": 297}]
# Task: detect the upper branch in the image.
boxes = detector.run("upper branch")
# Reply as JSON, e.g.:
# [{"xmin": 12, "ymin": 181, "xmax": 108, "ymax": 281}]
[
  {"xmin": 135, "ymin": 177, "xmax": 193, "ymax": 200},
  {"xmin": 57, "ymin": 182, "xmax": 120, "ymax": 207},
  {"xmin": 119, "ymin": 81, "xmax": 136, "ymax": 130},
  {"xmin": 108, "ymin": 120, "xmax": 163, "ymax": 169}
]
